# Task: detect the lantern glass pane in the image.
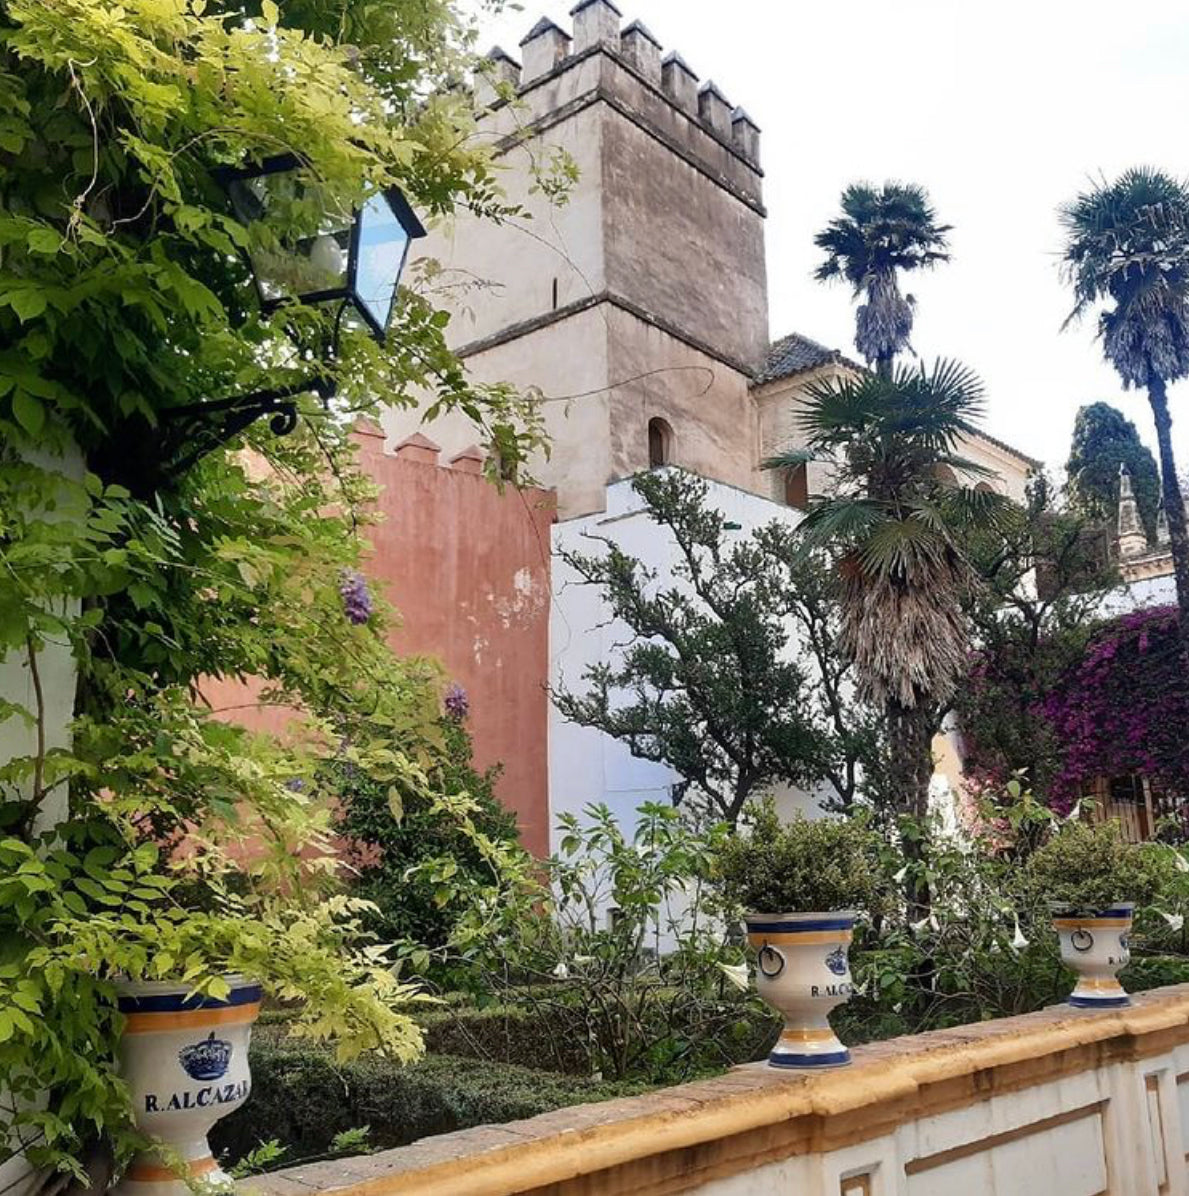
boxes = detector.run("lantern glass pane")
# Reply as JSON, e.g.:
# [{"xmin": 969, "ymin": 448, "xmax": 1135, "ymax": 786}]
[
  {"xmin": 353, "ymin": 192, "xmax": 411, "ymax": 332},
  {"xmin": 227, "ymin": 168, "xmax": 353, "ymax": 303}
]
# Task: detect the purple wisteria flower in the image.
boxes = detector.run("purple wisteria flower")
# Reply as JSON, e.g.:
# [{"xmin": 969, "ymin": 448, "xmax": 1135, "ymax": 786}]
[
  {"xmin": 444, "ymin": 682, "xmax": 469, "ymax": 721},
  {"xmin": 340, "ymin": 569, "xmax": 373, "ymax": 625}
]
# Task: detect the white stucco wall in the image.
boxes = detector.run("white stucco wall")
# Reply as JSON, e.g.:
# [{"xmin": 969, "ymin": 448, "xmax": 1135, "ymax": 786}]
[{"xmin": 1098, "ymin": 571, "xmax": 1178, "ymax": 617}]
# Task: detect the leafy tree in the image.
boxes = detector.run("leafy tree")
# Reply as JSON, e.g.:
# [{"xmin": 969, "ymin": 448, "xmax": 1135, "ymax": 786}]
[
  {"xmin": 1061, "ymin": 168, "xmax": 1189, "ymax": 623},
  {"xmin": 552, "ymin": 470, "xmax": 883, "ymax": 825},
  {"xmin": 0, "ymin": 0, "xmax": 552, "ymax": 1182},
  {"xmin": 814, "ymin": 182, "xmax": 951, "ymax": 376},
  {"xmin": 751, "ymin": 527, "xmax": 889, "ymax": 814},
  {"xmin": 767, "ymin": 361, "xmax": 1010, "ymax": 907},
  {"xmin": 957, "ymin": 476, "xmax": 1118, "ymax": 798},
  {"xmin": 1066, "ymin": 402, "xmax": 1161, "ymax": 541}
]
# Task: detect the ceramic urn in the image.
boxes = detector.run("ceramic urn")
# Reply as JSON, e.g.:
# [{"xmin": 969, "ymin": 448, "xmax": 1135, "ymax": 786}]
[{"xmin": 745, "ymin": 911, "xmax": 856, "ymax": 1068}]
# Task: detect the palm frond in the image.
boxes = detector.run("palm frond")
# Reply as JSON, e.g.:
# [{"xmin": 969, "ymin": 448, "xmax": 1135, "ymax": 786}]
[
  {"xmin": 796, "ymin": 497, "xmax": 884, "ymax": 547},
  {"xmin": 936, "ymin": 486, "xmax": 1017, "ymax": 533},
  {"xmin": 796, "ymin": 357, "xmax": 986, "ymax": 453},
  {"xmin": 762, "ymin": 447, "xmax": 815, "ymax": 473}
]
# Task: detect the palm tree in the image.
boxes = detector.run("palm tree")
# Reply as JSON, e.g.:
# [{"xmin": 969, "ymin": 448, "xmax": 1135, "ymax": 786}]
[
  {"xmin": 1061, "ymin": 167, "xmax": 1189, "ymax": 623},
  {"xmin": 815, "ymin": 182, "xmax": 952, "ymax": 377},
  {"xmin": 767, "ymin": 361, "xmax": 1008, "ymax": 842}
]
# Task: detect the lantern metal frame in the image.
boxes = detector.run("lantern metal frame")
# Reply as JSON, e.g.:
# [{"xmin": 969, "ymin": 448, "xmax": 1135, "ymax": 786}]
[
  {"xmin": 104, "ymin": 155, "xmax": 425, "ymax": 495},
  {"xmin": 215, "ymin": 153, "xmax": 426, "ymax": 343}
]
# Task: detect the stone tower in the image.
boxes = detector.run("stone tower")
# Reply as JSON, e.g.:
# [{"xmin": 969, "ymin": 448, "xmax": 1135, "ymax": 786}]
[{"xmin": 384, "ymin": 2, "xmax": 768, "ymax": 518}]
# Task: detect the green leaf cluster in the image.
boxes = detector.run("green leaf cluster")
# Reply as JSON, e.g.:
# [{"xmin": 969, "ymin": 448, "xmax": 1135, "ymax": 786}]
[
  {"xmin": 0, "ymin": 0, "xmax": 556, "ymax": 1182},
  {"xmin": 717, "ymin": 798, "xmax": 886, "ymax": 915},
  {"xmin": 1022, "ymin": 820, "xmax": 1167, "ymax": 912}
]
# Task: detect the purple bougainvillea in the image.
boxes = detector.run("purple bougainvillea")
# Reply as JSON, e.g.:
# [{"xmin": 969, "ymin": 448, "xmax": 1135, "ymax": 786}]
[
  {"xmin": 1042, "ymin": 606, "xmax": 1189, "ymax": 809},
  {"xmin": 444, "ymin": 682, "xmax": 469, "ymax": 721},
  {"xmin": 339, "ymin": 569, "xmax": 373, "ymax": 625}
]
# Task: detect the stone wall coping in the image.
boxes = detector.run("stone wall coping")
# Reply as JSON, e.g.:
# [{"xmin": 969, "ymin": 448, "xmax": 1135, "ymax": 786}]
[{"xmin": 250, "ymin": 985, "xmax": 1189, "ymax": 1196}]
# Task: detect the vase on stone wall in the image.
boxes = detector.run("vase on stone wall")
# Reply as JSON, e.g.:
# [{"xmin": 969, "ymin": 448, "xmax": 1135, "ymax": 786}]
[
  {"xmin": 1052, "ymin": 905, "xmax": 1133, "ymax": 1009},
  {"xmin": 745, "ymin": 911, "xmax": 856, "ymax": 1068},
  {"xmin": 111, "ymin": 976, "xmax": 261, "ymax": 1196}
]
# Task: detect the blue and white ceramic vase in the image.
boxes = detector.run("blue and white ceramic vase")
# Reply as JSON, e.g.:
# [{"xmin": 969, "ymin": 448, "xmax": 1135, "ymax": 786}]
[
  {"xmin": 745, "ymin": 911, "xmax": 856, "ymax": 1069},
  {"xmin": 111, "ymin": 975, "xmax": 262, "ymax": 1196},
  {"xmin": 1052, "ymin": 904, "xmax": 1134, "ymax": 1009}
]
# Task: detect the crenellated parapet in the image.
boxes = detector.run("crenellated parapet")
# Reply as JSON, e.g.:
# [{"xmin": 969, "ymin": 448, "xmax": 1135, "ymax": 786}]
[{"xmin": 473, "ymin": 4, "xmax": 762, "ymax": 174}]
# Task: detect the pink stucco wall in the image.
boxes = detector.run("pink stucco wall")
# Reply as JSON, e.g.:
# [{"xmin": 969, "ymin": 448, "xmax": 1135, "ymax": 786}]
[{"xmin": 357, "ymin": 427, "xmax": 555, "ymax": 857}]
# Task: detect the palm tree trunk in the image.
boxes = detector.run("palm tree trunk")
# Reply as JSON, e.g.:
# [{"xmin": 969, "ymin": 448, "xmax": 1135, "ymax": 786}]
[
  {"xmin": 886, "ymin": 697, "xmax": 934, "ymax": 917},
  {"xmin": 1146, "ymin": 376, "xmax": 1189, "ymax": 625}
]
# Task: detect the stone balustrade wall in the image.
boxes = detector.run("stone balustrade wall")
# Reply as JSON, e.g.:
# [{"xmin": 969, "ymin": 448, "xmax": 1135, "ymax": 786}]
[{"xmin": 252, "ymin": 984, "xmax": 1189, "ymax": 1196}]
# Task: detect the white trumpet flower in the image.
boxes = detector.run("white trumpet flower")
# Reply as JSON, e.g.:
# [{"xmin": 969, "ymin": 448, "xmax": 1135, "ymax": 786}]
[
  {"xmin": 551, "ymin": 961, "xmax": 570, "ymax": 980},
  {"xmin": 718, "ymin": 962, "xmax": 751, "ymax": 992},
  {"xmin": 1174, "ymin": 852, "xmax": 1189, "ymax": 875},
  {"xmin": 1011, "ymin": 918, "xmax": 1029, "ymax": 951},
  {"xmin": 1158, "ymin": 910, "xmax": 1185, "ymax": 932},
  {"xmin": 892, "ymin": 864, "xmax": 909, "ymax": 885}
]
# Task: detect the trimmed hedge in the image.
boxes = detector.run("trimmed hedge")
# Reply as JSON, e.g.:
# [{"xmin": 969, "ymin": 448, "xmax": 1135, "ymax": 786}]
[
  {"xmin": 420, "ymin": 1003, "xmax": 591, "ymax": 1074},
  {"xmin": 211, "ymin": 1042, "xmax": 648, "ymax": 1169},
  {"xmin": 257, "ymin": 999, "xmax": 777, "ymax": 1077}
]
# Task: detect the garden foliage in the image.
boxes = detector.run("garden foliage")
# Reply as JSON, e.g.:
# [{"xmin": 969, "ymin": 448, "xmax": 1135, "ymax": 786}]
[
  {"xmin": 1042, "ymin": 607, "xmax": 1189, "ymax": 808},
  {"xmin": 957, "ymin": 475, "xmax": 1118, "ymax": 795},
  {"xmin": 331, "ymin": 715, "xmax": 520, "ymax": 955},
  {"xmin": 717, "ymin": 799, "xmax": 885, "ymax": 914},
  {"xmin": 1021, "ymin": 819, "xmax": 1165, "ymax": 912},
  {"xmin": 438, "ymin": 802, "xmax": 766, "ymax": 1083},
  {"xmin": 212, "ymin": 1042, "xmax": 645, "ymax": 1169},
  {"xmin": 0, "ymin": 0, "xmax": 557, "ymax": 1180}
]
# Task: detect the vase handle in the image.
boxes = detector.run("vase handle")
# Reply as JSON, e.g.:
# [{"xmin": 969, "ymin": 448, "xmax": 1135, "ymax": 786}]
[{"xmin": 758, "ymin": 942, "xmax": 785, "ymax": 978}]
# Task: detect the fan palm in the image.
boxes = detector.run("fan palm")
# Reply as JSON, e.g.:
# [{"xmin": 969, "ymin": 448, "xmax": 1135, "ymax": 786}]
[
  {"xmin": 1061, "ymin": 167, "xmax": 1189, "ymax": 623},
  {"xmin": 815, "ymin": 182, "xmax": 952, "ymax": 377},
  {"xmin": 767, "ymin": 360, "xmax": 1009, "ymax": 828}
]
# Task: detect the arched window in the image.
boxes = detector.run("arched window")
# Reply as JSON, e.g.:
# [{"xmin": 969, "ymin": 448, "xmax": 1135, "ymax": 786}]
[
  {"xmin": 784, "ymin": 462, "xmax": 809, "ymax": 510},
  {"xmin": 648, "ymin": 418, "xmax": 673, "ymax": 468},
  {"xmin": 934, "ymin": 464, "xmax": 960, "ymax": 489}
]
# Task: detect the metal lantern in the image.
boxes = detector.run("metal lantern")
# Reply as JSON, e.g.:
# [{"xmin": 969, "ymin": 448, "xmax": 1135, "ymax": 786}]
[
  {"xmin": 220, "ymin": 153, "xmax": 426, "ymax": 341},
  {"xmin": 97, "ymin": 156, "xmax": 427, "ymax": 496}
]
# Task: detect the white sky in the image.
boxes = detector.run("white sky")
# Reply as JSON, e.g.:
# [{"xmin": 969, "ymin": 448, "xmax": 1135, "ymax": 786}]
[{"xmin": 463, "ymin": 0, "xmax": 1189, "ymax": 477}]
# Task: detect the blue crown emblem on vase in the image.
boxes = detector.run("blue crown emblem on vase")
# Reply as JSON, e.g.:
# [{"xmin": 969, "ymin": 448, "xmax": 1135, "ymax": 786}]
[
  {"xmin": 178, "ymin": 1031, "xmax": 232, "ymax": 1081},
  {"xmin": 825, "ymin": 946, "xmax": 848, "ymax": 977}
]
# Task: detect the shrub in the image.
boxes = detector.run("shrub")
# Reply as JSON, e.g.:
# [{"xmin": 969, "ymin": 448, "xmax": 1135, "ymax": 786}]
[
  {"xmin": 1123, "ymin": 955, "xmax": 1189, "ymax": 991},
  {"xmin": 1043, "ymin": 607, "xmax": 1189, "ymax": 808},
  {"xmin": 211, "ymin": 1043, "xmax": 647, "ymax": 1169},
  {"xmin": 1022, "ymin": 820, "xmax": 1166, "ymax": 911},
  {"xmin": 717, "ymin": 799, "xmax": 885, "ymax": 913},
  {"xmin": 455, "ymin": 803, "xmax": 766, "ymax": 1083},
  {"xmin": 332, "ymin": 717, "xmax": 520, "ymax": 953},
  {"xmin": 417, "ymin": 1002, "xmax": 590, "ymax": 1075}
]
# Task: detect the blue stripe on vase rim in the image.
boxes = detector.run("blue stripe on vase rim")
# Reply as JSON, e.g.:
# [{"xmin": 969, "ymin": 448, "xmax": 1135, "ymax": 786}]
[
  {"xmin": 746, "ymin": 913, "xmax": 857, "ymax": 934},
  {"xmin": 1048, "ymin": 904, "xmax": 1134, "ymax": 919},
  {"xmin": 117, "ymin": 982, "xmax": 263, "ymax": 1014},
  {"xmin": 768, "ymin": 1049, "xmax": 851, "ymax": 1069},
  {"xmin": 1068, "ymin": 995, "xmax": 1131, "ymax": 1009}
]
